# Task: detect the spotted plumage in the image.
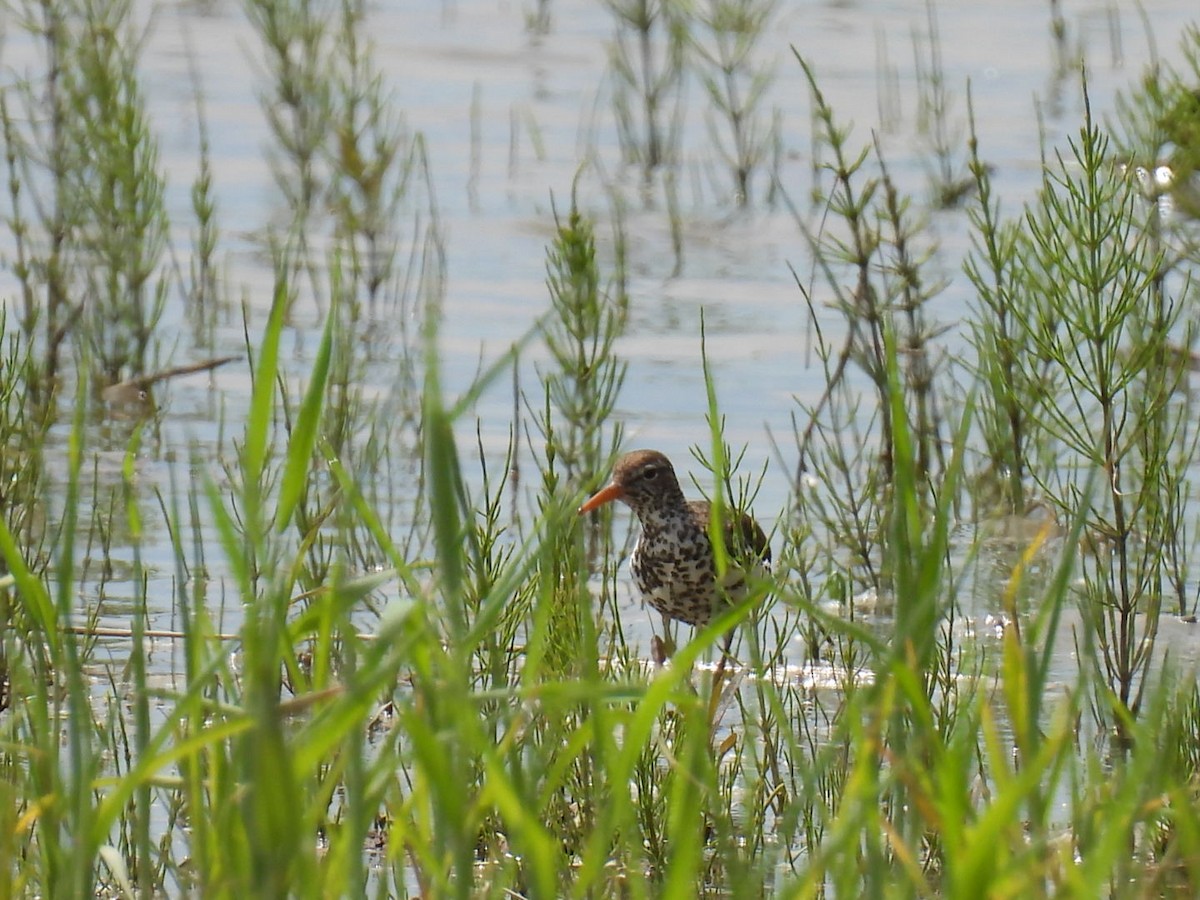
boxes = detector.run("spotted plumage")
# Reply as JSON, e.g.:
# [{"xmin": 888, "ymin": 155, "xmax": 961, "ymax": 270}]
[{"xmin": 579, "ymin": 449, "xmax": 770, "ymax": 628}]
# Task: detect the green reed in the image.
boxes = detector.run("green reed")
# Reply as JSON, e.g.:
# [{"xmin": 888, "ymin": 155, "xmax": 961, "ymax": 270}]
[
  {"xmin": 5, "ymin": 1, "xmax": 1200, "ymax": 896},
  {"xmin": 534, "ymin": 198, "xmax": 627, "ymax": 686},
  {"xmin": 691, "ymin": 0, "xmax": 778, "ymax": 206},
  {"xmin": 963, "ymin": 90, "xmax": 1051, "ymax": 517},
  {"xmin": 1006, "ymin": 88, "xmax": 1192, "ymax": 728},
  {"xmin": 3, "ymin": 0, "xmax": 167, "ymax": 392},
  {"xmin": 4, "ymin": 0, "xmax": 75, "ymax": 394},
  {"xmin": 604, "ymin": 0, "xmax": 688, "ymax": 175},
  {"xmin": 325, "ymin": 0, "xmax": 414, "ymax": 315},
  {"xmin": 776, "ymin": 27, "xmax": 1200, "ymax": 894},
  {"xmin": 788, "ymin": 51, "xmax": 949, "ymax": 605},
  {"xmin": 601, "ymin": 0, "xmax": 779, "ymax": 207},
  {"xmin": 911, "ymin": 0, "xmax": 972, "ymax": 208},
  {"xmin": 537, "ymin": 198, "xmax": 628, "ymax": 486},
  {"xmin": 245, "ymin": 0, "xmax": 330, "ymax": 234},
  {"xmin": 184, "ymin": 56, "xmax": 223, "ymax": 339}
]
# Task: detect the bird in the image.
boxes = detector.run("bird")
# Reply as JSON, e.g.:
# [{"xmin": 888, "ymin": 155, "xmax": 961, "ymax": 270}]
[{"xmin": 578, "ymin": 449, "xmax": 770, "ymax": 659}]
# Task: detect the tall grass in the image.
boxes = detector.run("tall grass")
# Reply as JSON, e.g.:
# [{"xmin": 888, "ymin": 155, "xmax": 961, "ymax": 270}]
[
  {"xmin": 4, "ymin": 1, "xmax": 1200, "ymax": 897},
  {"xmin": 4, "ymin": 0, "xmax": 167, "ymax": 393},
  {"xmin": 605, "ymin": 0, "xmax": 687, "ymax": 176}
]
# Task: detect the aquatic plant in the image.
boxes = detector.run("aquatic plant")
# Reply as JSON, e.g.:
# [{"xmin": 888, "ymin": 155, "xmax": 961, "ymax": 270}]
[
  {"xmin": 3, "ymin": 0, "xmax": 167, "ymax": 390},
  {"xmin": 691, "ymin": 0, "xmax": 778, "ymax": 206},
  {"xmin": 3, "ymin": 1, "xmax": 1200, "ymax": 897},
  {"xmin": 1015, "ymin": 92, "xmax": 1193, "ymax": 728},
  {"xmin": 910, "ymin": 0, "xmax": 972, "ymax": 208},
  {"xmin": 788, "ymin": 52, "xmax": 950, "ymax": 607},
  {"xmin": 604, "ymin": 0, "xmax": 688, "ymax": 175}
]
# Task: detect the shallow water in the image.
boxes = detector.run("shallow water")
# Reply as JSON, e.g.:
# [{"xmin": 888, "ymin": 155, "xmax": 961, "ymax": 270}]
[{"xmin": 4, "ymin": 0, "xmax": 1200, "ymax": 673}]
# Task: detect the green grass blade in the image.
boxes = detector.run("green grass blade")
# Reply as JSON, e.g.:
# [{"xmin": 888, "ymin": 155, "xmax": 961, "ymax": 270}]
[
  {"xmin": 277, "ymin": 282, "xmax": 335, "ymax": 531},
  {"xmin": 244, "ymin": 271, "xmax": 289, "ymax": 502}
]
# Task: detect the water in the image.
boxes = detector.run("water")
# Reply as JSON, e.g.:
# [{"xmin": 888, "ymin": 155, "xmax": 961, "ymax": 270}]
[{"xmin": 4, "ymin": 0, "xmax": 1200, "ymax": 669}]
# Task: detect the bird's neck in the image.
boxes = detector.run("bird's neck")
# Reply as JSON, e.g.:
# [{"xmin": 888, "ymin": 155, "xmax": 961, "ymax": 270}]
[{"xmin": 633, "ymin": 495, "xmax": 695, "ymax": 534}]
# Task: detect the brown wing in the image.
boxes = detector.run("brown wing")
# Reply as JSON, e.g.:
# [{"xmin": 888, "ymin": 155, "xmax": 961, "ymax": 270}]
[{"xmin": 688, "ymin": 500, "xmax": 771, "ymax": 567}]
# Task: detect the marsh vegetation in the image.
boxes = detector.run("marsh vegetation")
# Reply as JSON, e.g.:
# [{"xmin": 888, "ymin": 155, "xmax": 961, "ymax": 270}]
[{"xmin": 2, "ymin": 0, "xmax": 1200, "ymax": 895}]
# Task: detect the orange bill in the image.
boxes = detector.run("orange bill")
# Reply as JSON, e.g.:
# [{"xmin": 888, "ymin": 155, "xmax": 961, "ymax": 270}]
[{"xmin": 578, "ymin": 482, "xmax": 624, "ymax": 515}]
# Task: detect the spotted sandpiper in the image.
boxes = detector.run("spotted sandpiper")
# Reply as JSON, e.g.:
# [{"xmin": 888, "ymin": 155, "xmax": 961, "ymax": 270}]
[{"xmin": 578, "ymin": 449, "xmax": 770, "ymax": 657}]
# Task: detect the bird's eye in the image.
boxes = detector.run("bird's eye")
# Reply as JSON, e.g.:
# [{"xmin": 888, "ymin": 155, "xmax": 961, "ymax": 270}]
[{"xmin": 642, "ymin": 466, "xmax": 659, "ymax": 481}]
